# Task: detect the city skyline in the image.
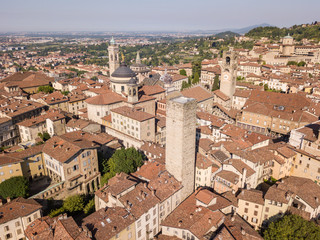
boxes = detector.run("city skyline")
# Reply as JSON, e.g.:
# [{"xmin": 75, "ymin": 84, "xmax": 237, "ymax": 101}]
[{"xmin": 1, "ymin": 0, "xmax": 320, "ymax": 32}]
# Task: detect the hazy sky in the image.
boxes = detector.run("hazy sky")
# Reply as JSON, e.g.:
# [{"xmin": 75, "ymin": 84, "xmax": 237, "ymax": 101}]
[{"xmin": 1, "ymin": 0, "xmax": 319, "ymax": 32}]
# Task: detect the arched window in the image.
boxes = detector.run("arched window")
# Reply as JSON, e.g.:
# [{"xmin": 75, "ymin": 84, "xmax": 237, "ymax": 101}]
[
  {"xmin": 226, "ymin": 56, "xmax": 231, "ymax": 65},
  {"xmin": 129, "ymin": 89, "xmax": 132, "ymax": 95},
  {"xmin": 133, "ymin": 89, "xmax": 136, "ymax": 96},
  {"xmin": 110, "ymin": 54, "xmax": 113, "ymax": 61}
]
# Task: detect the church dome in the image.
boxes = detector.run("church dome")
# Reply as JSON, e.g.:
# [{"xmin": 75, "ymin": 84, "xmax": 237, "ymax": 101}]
[{"xmin": 111, "ymin": 62, "xmax": 136, "ymax": 78}]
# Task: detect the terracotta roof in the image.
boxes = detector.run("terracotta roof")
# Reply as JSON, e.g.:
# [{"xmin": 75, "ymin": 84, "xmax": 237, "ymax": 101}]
[
  {"xmin": 111, "ymin": 106, "xmax": 154, "ymax": 122},
  {"xmin": 0, "ymin": 197, "xmax": 42, "ymax": 225},
  {"xmin": 213, "ymin": 89, "xmax": 230, "ymax": 101},
  {"xmin": 181, "ymin": 86, "xmax": 213, "ymax": 102},
  {"xmin": 196, "ymin": 153, "xmax": 214, "ymax": 169},
  {"xmin": 238, "ymin": 189, "xmax": 264, "ymax": 205},
  {"xmin": 86, "ymin": 92, "xmax": 125, "ymax": 105},
  {"xmin": 198, "ymin": 138, "xmax": 214, "ymax": 152},
  {"xmin": 140, "ymin": 85, "xmax": 165, "ymax": 96},
  {"xmin": 0, "ymin": 154, "xmax": 23, "ymax": 166},
  {"xmin": 0, "ymin": 71, "xmax": 53, "ymax": 89},
  {"xmin": 216, "ymin": 170, "xmax": 240, "ymax": 184},
  {"xmin": 214, "ymin": 214, "xmax": 263, "ymax": 240},
  {"xmin": 161, "ymin": 189, "xmax": 225, "ymax": 239},
  {"xmin": 82, "ymin": 207, "xmax": 135, "ymax": 240},
  {"xmin": 26, "ymin": 215, "xmax": 91, "ymax": 240},
  {"xmin": 276, "ymin": 176, "xmax": 320, "ymax": 209},
  {"xmin": 17, "ymin": 109, "xmax": 65, "ymax": 127},
  {"xmin": 42, "ymin": 136, "xmax": 98, "ymax": 163}
]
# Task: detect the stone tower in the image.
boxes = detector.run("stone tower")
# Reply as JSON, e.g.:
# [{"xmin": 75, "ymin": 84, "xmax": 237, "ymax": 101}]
[
  {"xmin": 136, "ymin": 51, "xmax": 141, "ymax": 64},
  {"xmin": 166, "ymin": 96, "xmax": 197, "ymax": 201},
  {"xmin": 220, "ymin": 51, "xmax": 238, "ymax": 99},
  {"xmin": 127, "ymin": 78, "xmax": 138, "ymax": 103},
  {"xmin": 108, "ymin": 36, "xmax": 120, "ymax": 77}
]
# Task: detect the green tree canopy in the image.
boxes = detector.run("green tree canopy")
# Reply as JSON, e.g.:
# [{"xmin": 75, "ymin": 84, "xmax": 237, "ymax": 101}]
[
  {"xmin": 0, "ymin": 176, "xmax": 29, "ymax": 199},
  {"xmin": 211, "ymin": 75, "xmax": 220, "ymax": 91},
  {"xmin": 263, "ymin": 214, "xmax": 320, "ymax": 240},
  {"xmin": 63, "ymin": 195, "xmax": 85, "ymax": 213},
  {"xmin": 100, "ymin": 147, "xmax": 144, "ymax": 186},
  {"xmin": 192, "ymin": 72, "xmax": 200, "ymax": 84},
  {"xmin": 38, "ymin": 132, "xmax": 51, "ymax": 141},
  {"xmin": 108, "ymin": 147, "xmax": 144, "ymax": 174},
  {"xmin": 179, "ymin": 69, "xmax": 187, "ymax": 76},
  {"xmin": 83, "ymin": 198, "xmax": 95, "ymax": 215},
  {"xmin": 37, "ymin": 85, "xmax": 54, "ymax": 94}
]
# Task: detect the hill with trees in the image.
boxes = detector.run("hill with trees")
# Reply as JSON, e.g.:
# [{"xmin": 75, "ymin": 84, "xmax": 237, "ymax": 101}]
[{"xmin": 246, "ymin": 22, "xmax": 320, "ymax": 41}]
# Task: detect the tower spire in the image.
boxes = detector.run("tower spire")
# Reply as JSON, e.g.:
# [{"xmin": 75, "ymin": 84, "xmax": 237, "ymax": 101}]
[
  {"xmin": 110, "ymin": 36, "xmax": 115, "ymax": 45},
  {"xmin": 136, "ymin": 51, "xmax": 141, "ymax": 64}
]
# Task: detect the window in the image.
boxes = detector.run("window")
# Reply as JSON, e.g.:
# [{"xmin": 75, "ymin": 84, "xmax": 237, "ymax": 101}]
[
  {"xmin": 4, "ymin": 225, "xmax": 9, "ymax": 231},
  {"xmin": 138, "ymin": 230, "xmax": 141, "ymax": 238},
  {"xmin": 27, "ymin": 217, "xmax": 32, "ymax": 223},
  {"xmin": 265, "ymin": 207, "xmax": 269, "ymax": 212},
  {"xmin": 83, "ymin": 161, "xmax": 87, "ymax": 167},
  {"xmin": 9, "ymin": 170, "xmax": 13, "ymax": 174},
  {"xmin": 16, "ymin": 229, "xmax": 22, "ymax": 235},
  {"xmin": 15, "ymin": 221, "xmax": 20, "ymax": 227},
  {"xmin": 128, "ymin": 232, "xmax": 132, "ymax": 239},
  {"xmin": 137, "ymin": 220, "xmax": 141, "ymax": 228},
  {"xmin": 153, "ymin": 208, "xmax": 156, "ymax": 216},
  {"xmin": 255, "ymin": 205, "xmax": 259, "ymax": 208},
  {"xmin": 244, "ymin": 208, "xmax": 248, "ymax": 213},
  {"xmin": 73, "ymin": 165, "xmax": 79, "ymax": 171},
  {"xmin": 87, "ymin": 151, "xmax": 91, "ymax": 156},
  {"xmin": 254, "ymin": 210, "xmax": 258, "ymax": 216},
  {"xmin": 146, "ymin": 214, "xmax": 150, "ymax": 221},
  {"xmin": 97, "ymin": 112, "xmax": 100, "ymax": 116},
  {"xmin": 33, "ymin": 213, "xmax": 38, "ymax": 219},
  {"xmin": 153, "ymin": 218, "xmax": 156, "ymax": 225},
  {"xmin": 245, "ymin": 202, "xmax": 249, "ymax": 206},
  {"xmin": 5, "ymin": 233, "xmax": 12, "ymax": 239},
  {"xmin": 243, "ymin": 215, "xmax": 248, "ymax": 220},
  {"xmin": 252, "ymin": 217, "xmax": 258, "ymax": 223}
]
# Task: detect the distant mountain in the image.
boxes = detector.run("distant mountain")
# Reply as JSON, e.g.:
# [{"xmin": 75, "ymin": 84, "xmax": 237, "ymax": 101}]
[
  {"xmin": 233, "ymin": 23, "xmax": 272, "ymax": 34},
  {"xmin": 186, "ymin": 23, "xmax": 272, "ymax": 35},
  {"xmin": 214, "ymin": 31, "xmax": 240, "ymax": 39}
]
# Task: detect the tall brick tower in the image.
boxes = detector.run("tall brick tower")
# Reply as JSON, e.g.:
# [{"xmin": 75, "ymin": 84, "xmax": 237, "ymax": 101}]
[
  {"xmin": 165, "ymin": 96, "xmax": 197, "ymax": 201},
  {"xmin": 220, "ymin": 51, "xmax": 238, "ymax": 99},
  {"xmin": 108, "ymin": 36, "xmax": 120, "ymax": 77}
]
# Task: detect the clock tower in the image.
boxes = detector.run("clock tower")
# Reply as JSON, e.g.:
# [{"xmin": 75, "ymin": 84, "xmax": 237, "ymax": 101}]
[{"xmin": 220, "ymin": 51, "xmax": 238, "ymax": 99}]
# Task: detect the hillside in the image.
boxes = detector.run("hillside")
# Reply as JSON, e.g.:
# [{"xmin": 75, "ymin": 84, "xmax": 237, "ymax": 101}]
[
  {"xmin": 246, "ymin": 23, "xmax": 320, "ymax": 41},
  {"xmin": 214, "ymin": 31, "xmax": 240, "ymax": 39}
]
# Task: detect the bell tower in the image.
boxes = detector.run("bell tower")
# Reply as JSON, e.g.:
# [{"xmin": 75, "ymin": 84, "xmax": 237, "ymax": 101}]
[
  {"xmin": 220, "ymin": 51, "xmax": 238, "ymax": 99},
  {"xmin": 108, "ymin": 36, "xmax": 120, "ymax": 77}
]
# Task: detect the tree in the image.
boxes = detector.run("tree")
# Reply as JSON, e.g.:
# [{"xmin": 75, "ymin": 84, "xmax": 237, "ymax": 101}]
[
  {"xmin": 100, "ymin": 147, "xmax": 144, "ymax": 186},
  {"xmin": 63, "ymin": 195, "xmax": 85, "ymax": 213},
  {"xmin": 91, "ymin": 76, "xmax": 98, "ymax": 81},
  {"xmin": 37, "ymin": 85, "xmax": 54, "ymax": 94},
  {"xmin": 192, "ymin": 60, "xmax": 201, "ymax": 79},
  {"xmin": 83, "ymin": 199, "xmax": 95, "ymax": 215},
  {"xmin": 287, "ymin": 61, "xmax": 298, "ymax": 66},
  {"xmin": 192, "ymin": 72, "xmax": 200, "ymax": 84},
  {"xmin": 179, "ymin": 69, "xmax": 187, "ymax": 76},
  {"xmin": 108, "ymin": 147, "xmax": 144, "ymax": 174},
  {"xmin": 263, "ymin": 214, "xmax": 320, "ymax": 240},
  {"xmin": 49, "ymin": 207, "xmax": 65, "ymax": 217},
  {"xmin": 211, "ymin": 75, "xmax": 220, "ymax": 91},
  {"xmin": 0, "ymin": 176, "xmax": 29, "ymax": 199},
  {"xmin": 181, "ymin": 81, "xmax": 191, "ymax": 91},
  {"xmin": 38, "ymin": 132, "xmax": 50, "ymax": 141},
  {"xmin": 297, "ymin": 61, "xmax": 306, "ymax": 67}
]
